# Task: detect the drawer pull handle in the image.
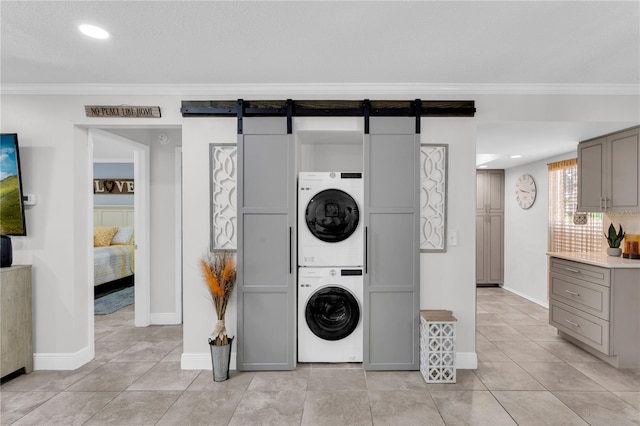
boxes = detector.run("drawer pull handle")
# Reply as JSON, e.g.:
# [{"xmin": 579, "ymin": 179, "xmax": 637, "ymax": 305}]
[
  {"xmin": 564, "ymin": 290, "xmax": 580, "ymax": 296},
  {"xmin": 565, "ymin": 319, "xmax": 580, "ymax": 327},
  {"xmin": 564, "ymin": 267, "xmax": 581, "ymax": 273}
]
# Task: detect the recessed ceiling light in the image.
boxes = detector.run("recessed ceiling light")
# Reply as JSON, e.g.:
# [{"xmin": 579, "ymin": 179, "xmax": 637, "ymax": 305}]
[
  {"xmin": 478, "ymin": 165, "xmax": 488, "ymax": 169},
  {"xmin": 510, "ymin": 154, "xmax": 522, "ymax": 159},
  {"xmin": 79, "ymin": 24, "xmax": 110, "ymax": 40}
]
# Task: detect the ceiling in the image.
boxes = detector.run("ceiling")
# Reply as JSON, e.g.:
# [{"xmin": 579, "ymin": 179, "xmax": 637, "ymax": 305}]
[{"xmin": 2, "ymin": 1, "xmax": 639, "ymax": 169}]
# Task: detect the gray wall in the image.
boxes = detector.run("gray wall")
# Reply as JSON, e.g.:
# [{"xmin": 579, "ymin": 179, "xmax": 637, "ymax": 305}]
[{"xmin": 93, "ymin": 162, "xmax": 134, "ymax": 206}]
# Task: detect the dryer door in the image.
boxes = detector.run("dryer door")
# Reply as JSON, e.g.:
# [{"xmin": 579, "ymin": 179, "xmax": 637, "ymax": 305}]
[
  {"xmin": 305, "ymin": 287, "xmax": 360, "ymax": 341},
  {"xmin": 305, "ymin": 189, "xmax": 360, "ymax": 243}
]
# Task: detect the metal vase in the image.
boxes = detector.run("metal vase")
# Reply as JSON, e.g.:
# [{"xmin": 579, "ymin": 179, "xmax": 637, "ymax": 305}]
[{"xmin": 208, "ymin": 337, "xmax": 233, "ymax": 382}]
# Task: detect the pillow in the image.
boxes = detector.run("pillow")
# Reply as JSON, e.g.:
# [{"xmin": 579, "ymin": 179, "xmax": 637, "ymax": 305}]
[
  {"xmin": 111, "ymin": 226, "xmax": 134, "ymax": 245},
  {"xmin": 94, "ymin": 226, "xmax": 118, "ymax": 247}
]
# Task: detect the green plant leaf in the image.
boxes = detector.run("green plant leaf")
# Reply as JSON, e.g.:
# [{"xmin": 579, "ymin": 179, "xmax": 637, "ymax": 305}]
[{"xmin": 605, "ymin": 224, "xmax": 625, "ymax": 248}]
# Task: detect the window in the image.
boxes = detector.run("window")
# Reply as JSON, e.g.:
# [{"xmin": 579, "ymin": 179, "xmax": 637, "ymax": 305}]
[{"xmin": 548, "ymin": 158, "xmax": 602, "ymax": 252}]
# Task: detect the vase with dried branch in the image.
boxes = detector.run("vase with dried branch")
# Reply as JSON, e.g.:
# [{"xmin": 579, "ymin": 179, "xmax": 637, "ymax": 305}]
[
  {"xmin": 201, "ymin": 250, "xmax": 237, "ymax": 381},
  {"xmin": 201, "ymin": 250, "xmax": 237, "ymax": 345}
]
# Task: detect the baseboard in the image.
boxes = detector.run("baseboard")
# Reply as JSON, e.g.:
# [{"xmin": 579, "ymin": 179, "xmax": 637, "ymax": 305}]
[
  {"xmin": 181, "ymin": 352, "xmax": 237, "ymax": 371},
  {"xmin": 502, "ymin": 285, "xmax": 549, "ymax": 309},
  {"xmin": 181, "ymin": 351, "xmax": 472, "ymax": 371},
  {"xmin": 456, "ymin": 352, "xmax": 478, "ymax": 369},
  {"xmin": 150, "ymin": 312, "xmax": 181, "ymax": 325},
  {"xmin": 33, "ymin": 345, "xmax": 94, "ymax": 370}
]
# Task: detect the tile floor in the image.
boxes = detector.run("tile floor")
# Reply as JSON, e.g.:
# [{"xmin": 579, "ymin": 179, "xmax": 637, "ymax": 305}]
[{"xmin": 2, "ymin": 287, "xmax": 640, "ymax": 425}]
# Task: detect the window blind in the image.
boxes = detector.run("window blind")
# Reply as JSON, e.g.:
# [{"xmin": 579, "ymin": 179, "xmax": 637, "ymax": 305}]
[{"xmin": 548, "ymin": 158, "xmax": 602, "ymax": 252}]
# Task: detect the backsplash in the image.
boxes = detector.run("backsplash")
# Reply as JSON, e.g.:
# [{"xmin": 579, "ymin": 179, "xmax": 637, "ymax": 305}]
[{"xmin": 605, "ymin": 214, "xmax": 640, "ymax": 235}]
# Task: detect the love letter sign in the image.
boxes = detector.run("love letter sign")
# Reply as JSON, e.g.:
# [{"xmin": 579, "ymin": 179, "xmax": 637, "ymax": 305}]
[{"xmin": 93, "ymin": 179, "xmax": 134, "ymax": 194}]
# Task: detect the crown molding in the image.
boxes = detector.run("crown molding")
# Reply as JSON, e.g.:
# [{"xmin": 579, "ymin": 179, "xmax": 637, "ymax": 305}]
[{"xmin": 1, "ymin": 82, "xmax": 638, "ymax": 96}]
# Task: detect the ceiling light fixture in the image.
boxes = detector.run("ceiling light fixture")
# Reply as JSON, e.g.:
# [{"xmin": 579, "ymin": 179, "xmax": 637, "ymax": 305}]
[
  {"xmin": 510, "ymin": 154, "xmax": 522, "ymax": 159},
  {"xmin": 79, "ymin": 24, "xmax": 110, "ymax": 40},
  {"xmin": 478, "ymin": 165, "xmax": 488, "ymax": 169}
]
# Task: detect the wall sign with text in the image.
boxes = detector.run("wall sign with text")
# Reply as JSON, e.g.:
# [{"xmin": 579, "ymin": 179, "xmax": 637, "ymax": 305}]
[
  {"xmin": 85, "ymin": 105, "xmax": 161, "ymax": 118},
  {"xmin": 93, "ymin": 179, "xmax": 134, "ymax": 194}
]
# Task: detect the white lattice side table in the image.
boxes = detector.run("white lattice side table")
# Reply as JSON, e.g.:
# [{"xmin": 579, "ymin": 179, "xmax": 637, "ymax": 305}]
[{"xmin": 420, "ymin": 310, "xmax": 457, "ymax": 383}]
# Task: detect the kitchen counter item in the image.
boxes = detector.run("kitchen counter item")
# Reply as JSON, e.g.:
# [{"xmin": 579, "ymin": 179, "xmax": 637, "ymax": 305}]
[
  {"xmin": 547, "ymin": 252, "xmax": 640, "ymax": 268},
  {"xmin": 623, "ymin": 234, "xmax": 640, "ymax": 258}
]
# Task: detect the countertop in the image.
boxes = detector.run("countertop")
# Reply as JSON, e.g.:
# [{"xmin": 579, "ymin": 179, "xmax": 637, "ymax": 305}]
[{"xmin": 547, "ymin": 252, "xmax": 640, "ymax": 269}]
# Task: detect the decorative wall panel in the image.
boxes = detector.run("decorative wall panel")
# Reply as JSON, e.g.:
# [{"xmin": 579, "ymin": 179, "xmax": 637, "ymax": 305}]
[
  {"xmin": 420, "ymin": 144, "xmax": 448, "ymax": 252},
  {"xmin": 210, "ymin": 144, "xmax": 237, "ymax": 250}
]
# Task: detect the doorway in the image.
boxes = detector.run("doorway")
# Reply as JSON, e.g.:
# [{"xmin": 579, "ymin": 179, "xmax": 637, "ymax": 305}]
[
  {"xmin": 87, "ymin": 127, "xmax": 183, "ymax": 337},
  {"xmin": 90, "ymin": 128, "xmax": 150, "ymax": 326}
]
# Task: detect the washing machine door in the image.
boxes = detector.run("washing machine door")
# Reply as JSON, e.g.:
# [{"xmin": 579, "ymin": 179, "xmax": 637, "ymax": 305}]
[
  {"xmin": 305, "ymin": 287, "xmax": 360, "ymax": 341},
  {"xmin": 305, "ymin": 189, "xmax": 360, "ymax": 243}
]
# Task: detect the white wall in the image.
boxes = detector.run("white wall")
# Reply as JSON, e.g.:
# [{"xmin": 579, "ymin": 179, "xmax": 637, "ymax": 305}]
[
  {"xmin": 181, "ymin": 117, "xmax": 238, "ymax": 368},
  {"xmin": 1, "ymin": 95, "xmax": 185, "ymax": 368},
  {"xmin": 108, "ymin": 128, "xmax": 183, "ymax": 318},
  {"xmin": 503, "ymin": 151, "xmax": 576, "ymax": 306},
  {"xmin": 421, "ymin": 118, "xmax": 478, "ymax": 367},
  {"xmin": 1, "ymin": 92, "xmax": 638, "ymax": 371}
]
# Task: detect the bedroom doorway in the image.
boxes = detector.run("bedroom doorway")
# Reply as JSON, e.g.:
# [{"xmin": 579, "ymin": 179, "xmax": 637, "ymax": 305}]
[{"xmin": 90, "ymin": 128, "xmax": 151, "ymax": 327}]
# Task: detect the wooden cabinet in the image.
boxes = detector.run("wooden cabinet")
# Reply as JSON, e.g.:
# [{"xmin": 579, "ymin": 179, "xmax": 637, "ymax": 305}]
[
  {"xmin": 476, "ymin": 170, "xmax": 504, "ymax": 285},
  {"xmin": 1, "ymin": 265, "xmax": 33, "ymax": 378},
  {"xmin": 548, "ymin": 257, "xmax": 640, "ymax": 368},
  {"xmin": 577, "ymin": 126, "xmax": 640, "ymax": 213}
]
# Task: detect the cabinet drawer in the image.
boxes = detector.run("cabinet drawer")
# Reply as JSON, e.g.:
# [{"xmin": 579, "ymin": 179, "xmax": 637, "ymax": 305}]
[
  {"xmin": 549, "ymin": 300, "xmax": 610, "ymax": 355},
  {"xmin": 550, "ymin": 272, "xmax": 610, "ymax": 320},
  {"xmin": 550, "ymin": 258, "xmax": 610, "ymax": 287}
]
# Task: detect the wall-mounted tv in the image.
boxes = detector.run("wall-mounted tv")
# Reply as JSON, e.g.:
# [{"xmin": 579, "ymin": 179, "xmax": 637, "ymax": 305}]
[{"xmin": 0, "ymin": 133, "xmax": 27, "ymax": 236}]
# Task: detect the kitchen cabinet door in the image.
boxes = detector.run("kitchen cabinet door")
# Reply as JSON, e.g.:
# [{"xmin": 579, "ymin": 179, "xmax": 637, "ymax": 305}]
[
  {"xmin": 577, "ymin": 126, "xmax": 640, "ymax": 213},
  {"xmin": 364, "ymin": 117, "xmax": 420, "ymax": 370},
  {"xmin": 577, "ymin": 137, "xmax": 606, "ymax": 212},
  {"xmin": 607, "ymin": 127, "xmax": 640, "ymax": 212},
  {"xmin": 237, "ymin": 117, "xmax": 296, "ymax": 371}
]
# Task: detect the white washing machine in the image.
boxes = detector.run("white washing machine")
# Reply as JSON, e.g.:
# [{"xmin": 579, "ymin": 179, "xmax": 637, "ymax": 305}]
[
  {"xmin": 298, "ymin": 267, "xmax": 363, "ymax": 363},
  {"xmin": 298, "ymin": 172, "xmax": 364, "ymax": 267}
]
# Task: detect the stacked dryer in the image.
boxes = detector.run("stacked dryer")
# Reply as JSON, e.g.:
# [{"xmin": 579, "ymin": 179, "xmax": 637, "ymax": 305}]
[{"xmin": 297, "ymin": 172, "xmax": 364, "ymax": 363}]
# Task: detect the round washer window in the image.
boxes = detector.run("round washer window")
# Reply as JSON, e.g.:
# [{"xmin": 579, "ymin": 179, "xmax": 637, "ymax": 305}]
[
  {"xmin": 305, "ymin": 189, "xmax": 359, "ymax": 243},
  {"xmin": 305, "ymin": 287, "xmax": 360, "ymax": 341}
]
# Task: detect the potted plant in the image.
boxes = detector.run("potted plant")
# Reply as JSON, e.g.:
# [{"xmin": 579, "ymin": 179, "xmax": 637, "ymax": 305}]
[
  {"xmin": 201, "ymin": 250, "xmax": 237, "ymax": 381},
  {"xmin": 605, "ymin": 223, "xmax": 625, "ymax": 256}
]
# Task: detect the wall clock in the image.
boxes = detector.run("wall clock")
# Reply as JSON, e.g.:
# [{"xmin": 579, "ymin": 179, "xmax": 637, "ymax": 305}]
[{"xmin": 515, "ymin": 174, "xmax": 536, "ymax": 209}]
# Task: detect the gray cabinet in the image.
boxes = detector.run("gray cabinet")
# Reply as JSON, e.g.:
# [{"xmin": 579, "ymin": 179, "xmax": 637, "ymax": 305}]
[
  {"xmin": 577, "ymin": 137, "xmax": 606, "ymax": 211},
  {"xmin": 548, "ymin": 257, "xmax": 640, "ymax": 368},
  {"xmin": 1, "ymin": 265, "xmax": 32, "ymax": 378},
  {"xmin": 364, "ymin": 117, "xmax": 420, "ymax": 370},
  {"xmin": 578, "ymin": 126, "xmax": 640, "ymax": 213},
  {"xmin": 237, "ymin": 118, "xmax": 296, "ymax": 371},
  {"xmin": 476, "ymin": 170, "xmax": 504, "ymax": 285}
]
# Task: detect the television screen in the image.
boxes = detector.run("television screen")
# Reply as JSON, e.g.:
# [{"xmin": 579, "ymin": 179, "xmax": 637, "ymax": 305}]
[{"xmin": 0, "ymin": 133, "xmax": 27, "ymax": 236}]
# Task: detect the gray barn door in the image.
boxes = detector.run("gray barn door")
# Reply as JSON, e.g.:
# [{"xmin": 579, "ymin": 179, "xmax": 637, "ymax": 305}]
[
  {"xmin": 364, "ymin": 117, "xmax": 420, "ymax": 370},
  {"xmin": 237, "ymin": 117, "xmax": 296, "ymax": 371}
]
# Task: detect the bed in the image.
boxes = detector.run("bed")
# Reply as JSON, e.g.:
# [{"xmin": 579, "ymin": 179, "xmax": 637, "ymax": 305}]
[
  {"xmin": 94, "ymin": 206, "xmax": 135, "ymax": 293},
  {"xmin": 94, "ymin": 242, "xmax": 134, "ymax": 286}
]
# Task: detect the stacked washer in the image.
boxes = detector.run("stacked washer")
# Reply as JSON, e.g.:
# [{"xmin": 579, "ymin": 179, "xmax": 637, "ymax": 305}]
[{"xmin": 298, "ymin": 172, "xmax": 364, "ymax": 363}]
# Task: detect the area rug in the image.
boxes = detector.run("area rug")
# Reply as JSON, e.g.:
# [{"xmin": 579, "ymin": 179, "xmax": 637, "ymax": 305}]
[{"xmin": 95, "ymin": 286, "xmax": 134, "ymax": 315}]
